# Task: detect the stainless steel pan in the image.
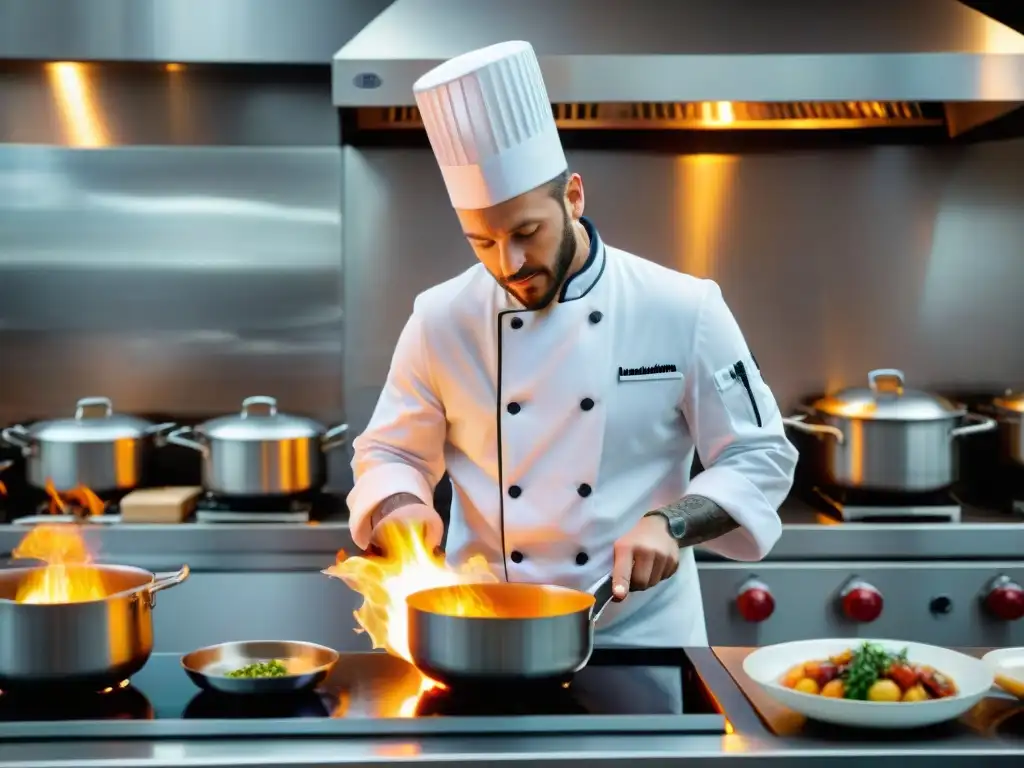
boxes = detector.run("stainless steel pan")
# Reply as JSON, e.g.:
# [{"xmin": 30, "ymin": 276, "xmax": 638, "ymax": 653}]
[
  {"xmin": 406, "ymin": 574, "xmax": 616, "ymax": 686},
  {"xmin": 0, "ymin": 563, "xmax": 189, "ymax": 691},
  {"xmin": 181, "ymin": 640, "xmax": 339, "ymax": 695}
]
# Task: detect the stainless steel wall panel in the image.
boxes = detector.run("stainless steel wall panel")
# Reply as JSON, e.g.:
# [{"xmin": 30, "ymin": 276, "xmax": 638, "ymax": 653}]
[
  {"xmin": 0, "ymin": 144, "xmax": 344, "ymax": 420},
  {"xmin": 342, "ymin": 139, "xmax": 1024, "ymax": 452},
  {"xmin": 0, "ymin": 63, "xmax": 338, "ymax": 147},
  {"xmin": 0, "ymin": 0, "xmax": 392, "ymax": 65},
  {"xmin": 0, "ymin": 61, "xmax": 349, "ymax": 487}
]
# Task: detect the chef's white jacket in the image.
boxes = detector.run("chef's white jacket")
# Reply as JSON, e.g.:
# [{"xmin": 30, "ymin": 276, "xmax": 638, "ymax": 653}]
[{"xmin": 348, "ymin": 218, "xmax": 797, "ymax": 647}]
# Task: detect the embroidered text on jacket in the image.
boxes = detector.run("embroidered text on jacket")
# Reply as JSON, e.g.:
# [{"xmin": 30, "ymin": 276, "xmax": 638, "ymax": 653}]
[{"xmin": 618, "ymin": 364, "xmax": 678, "ymax": 378}]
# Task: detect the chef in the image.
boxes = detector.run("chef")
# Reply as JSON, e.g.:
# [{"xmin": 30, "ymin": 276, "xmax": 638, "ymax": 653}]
[{"xmin": 347, "ymin": 40, "xmax": 798, "ymax": 648}]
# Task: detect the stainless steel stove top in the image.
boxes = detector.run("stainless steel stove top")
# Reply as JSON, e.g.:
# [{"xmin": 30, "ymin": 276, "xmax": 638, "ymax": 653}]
[{"xmin": 813, "ymin": 488, "xmax": 962, "ymax": 522}]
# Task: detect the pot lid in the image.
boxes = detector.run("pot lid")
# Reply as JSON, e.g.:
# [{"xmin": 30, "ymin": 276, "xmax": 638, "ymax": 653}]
[
  {"xmin": 812, "ymin": 369, "xmax": 964, "ymax": 421},
  {"xmin": 28, "ymin": 397, "xmax": 155, "ymax": 442},
  {"xmin": 200, "ymin": 397, "xmax": 326, "ymax": 440},
  {"xmin": 994, "ymin": 391, "xmax": 1024, "ymax": 414}
]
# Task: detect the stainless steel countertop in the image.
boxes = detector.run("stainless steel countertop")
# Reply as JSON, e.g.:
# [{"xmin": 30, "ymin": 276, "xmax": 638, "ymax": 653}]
[
  {"xmin": 0, "ymin": 648, "xmax": 1020, "ymax": 768},
  {"xmin": 2, "ymin": 498, "xmax": 1021, "ymax": 570}
]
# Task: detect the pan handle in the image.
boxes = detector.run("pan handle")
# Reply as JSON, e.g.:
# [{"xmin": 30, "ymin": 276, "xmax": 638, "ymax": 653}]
[
  {"xmin": 949, "ymin": 412, "xmax": 997, "ymax": 440},
  {"xmin": 586, "ymin": 573, "xmax": 616, "ymax": 623},
  {"xmin": 144, "ymin": 564, "xmax": 191, "ymax": 608}
]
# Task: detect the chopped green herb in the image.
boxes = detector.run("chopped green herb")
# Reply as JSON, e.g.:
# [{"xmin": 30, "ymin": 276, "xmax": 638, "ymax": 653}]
[
  {"xmin": 842, "ymin": 642, "xmax": 904, "ymax": 700},
  {"xmin": 225, "ymin": 659, "xmax": 288, "ymax": 678}
]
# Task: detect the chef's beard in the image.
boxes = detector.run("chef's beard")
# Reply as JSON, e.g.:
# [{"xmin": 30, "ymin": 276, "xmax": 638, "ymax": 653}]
[{"xmin": 500, "ymin": 211, "xmax": 577, "ymax": 311}]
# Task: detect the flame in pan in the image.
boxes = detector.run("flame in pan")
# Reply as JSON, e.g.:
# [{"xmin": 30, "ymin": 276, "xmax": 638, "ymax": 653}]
[
  {"xmin": 324, "ymin": 522, "xmax": 496, "ymax": 661},
  {"xmin": 10, "ymin": 481, "xmax": 107, "ymax": 603}
]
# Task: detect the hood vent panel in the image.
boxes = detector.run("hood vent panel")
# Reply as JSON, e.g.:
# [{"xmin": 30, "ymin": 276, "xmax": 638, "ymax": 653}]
[{"xmin": 355, "ymin": 102, "xmax": 945, "ymax": 132}]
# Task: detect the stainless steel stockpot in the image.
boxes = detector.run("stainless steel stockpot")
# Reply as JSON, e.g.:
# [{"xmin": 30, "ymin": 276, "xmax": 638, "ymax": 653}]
[
  {"xmin": 782, "ymin": 369, "xmax": 996, "ymax": 493},
  {"xmin": 0, "ymin": 563, "xmax": 189, "ymax": 691},
  {"xmin": 0, "ymin": 397, "xmax": 175, "ymax": 493},
  {"xmin": 165, "ymin": 396, "xmax": 348, "ymax": 496}
]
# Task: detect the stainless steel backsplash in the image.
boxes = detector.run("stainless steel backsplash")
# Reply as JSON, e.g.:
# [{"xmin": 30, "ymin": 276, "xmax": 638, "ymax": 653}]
[
  {"xmin": 0, "ymin": 63, "xmax": 347, "ymax": 483},
  {"xmin": 343, "ymin": 140, "xmax": 1024, "ymax": 492},
  {"xmin": 3, "ymin": 59, "xmax": 1024, "ymax": 495}
]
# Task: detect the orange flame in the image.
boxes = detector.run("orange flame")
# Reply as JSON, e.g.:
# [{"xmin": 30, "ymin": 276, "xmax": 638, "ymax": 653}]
[
  {"xmin": 44, "ymin": 479, "xmax": 106, "ymax": 517},
  {"xmin": 324, "ymin": 523, "xmax": 497, "ymax": 663},
  {"xmin": 323, "ymin": 522, "xmax": 498, "ymax": 709},
  {"xmin": 0, "ymin": 480, "xmax": 6, "ymax": 495},
  {"xmin": 11, "ymin": 523, "xmax": 105, "ymax": 604}
]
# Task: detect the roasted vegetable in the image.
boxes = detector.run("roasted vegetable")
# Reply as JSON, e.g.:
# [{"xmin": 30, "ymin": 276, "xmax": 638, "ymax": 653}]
[
  {"xmin": 886, "ymin": 662, "xmax": 920, "ymax": 691},
  {"xmin": 779, "ymin": 642, "xmax": 955, "ymax": 704},
  {"xmin": 821, "ymin": 679, "xmax": 845, "ymax": 698},
  {"xmin": 866, "ymin": 679, "xmax": 902, "ymax": 702},
  {"xmin": 804, "ymin": 660, "xmax": 840, "ymax": 688},
  {"xmin": 919, "ymin": 665, "xmax": 958, "ymax": 698},
  {"xmin": 225, "ymin": 659, "xmax": 288, "ymax": 678}
]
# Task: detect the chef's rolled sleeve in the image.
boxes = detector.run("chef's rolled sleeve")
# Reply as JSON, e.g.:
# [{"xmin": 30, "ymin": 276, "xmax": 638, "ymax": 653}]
[
  {"xmin": 680, "ymin": 282, "xmax": 797, "ymax": 561},
  {"xmin": 348, "ymin": 308, "xmax": 447, "ymax": 550}
]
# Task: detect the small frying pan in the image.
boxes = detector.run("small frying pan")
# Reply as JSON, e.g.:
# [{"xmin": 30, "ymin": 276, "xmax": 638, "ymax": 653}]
[
  {"xmin": 181, "ymin": 640, "xmax": 339, "ymax": 695},
  {"xmin": 406, "ymin": 573, "xmax": 616, "ymax": 687}
]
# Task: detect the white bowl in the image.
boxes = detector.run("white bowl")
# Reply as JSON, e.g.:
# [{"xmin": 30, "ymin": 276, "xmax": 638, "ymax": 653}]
[
  {"xmin": 981, "ymin": 648, "xmax": 1024, "ymax": 699},
  {"xmin": 742, "ymin": 638, "xmax": 994, "ymax": 729}
]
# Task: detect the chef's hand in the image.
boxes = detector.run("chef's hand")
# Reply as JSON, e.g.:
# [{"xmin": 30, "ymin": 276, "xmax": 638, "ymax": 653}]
[
  {"xmin": 611, "ymin": 514, "xmax": 679, "ymax": 600},
  {"xmin": 370, "ymin": 501, "xmax": 444, "ymax": 553}
]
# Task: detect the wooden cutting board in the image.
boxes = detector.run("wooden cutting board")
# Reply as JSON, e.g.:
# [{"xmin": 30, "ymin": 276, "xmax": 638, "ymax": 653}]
[{"xmin": 120, "ymin": 487, "xmax": 202, "ymax": 523}]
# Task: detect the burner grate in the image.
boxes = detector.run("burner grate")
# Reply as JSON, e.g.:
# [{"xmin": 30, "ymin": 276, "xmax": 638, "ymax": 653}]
[
  {"xmin": 193, "ymin": 493, "xmax": 313, "ymax": 524},
  {"xmin": 813, "ymin": 487, "xmax": 962, "ymax": 523}
]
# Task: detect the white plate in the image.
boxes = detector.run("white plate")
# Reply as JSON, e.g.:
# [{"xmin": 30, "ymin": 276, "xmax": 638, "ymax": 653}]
[
  {"xmin": 981, "ymin": 648, "xmax": 1024, "ymax": 699},
  {"xmin": 742, "ymin": 638, "xmax": 994, "ymax": 729}
]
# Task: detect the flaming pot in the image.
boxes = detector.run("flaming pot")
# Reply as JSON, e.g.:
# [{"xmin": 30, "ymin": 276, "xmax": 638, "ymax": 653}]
[
  {"xmin": 0, "ymin": 563, "xmax": 189, "ymax": 691},
  {"xmin": 406, "ymin": 574, "xmax": 616, "ymax": 687},
  {"xmin": 0, "ymin": 397, "xmax": 176, "ymax": 494}
]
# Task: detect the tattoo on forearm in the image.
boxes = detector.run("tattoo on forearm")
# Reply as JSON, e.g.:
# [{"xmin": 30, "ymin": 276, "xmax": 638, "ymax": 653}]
[
  {"xmin": 370, "ymin": 493, "xmax": 422, "ymax": 529},
  {"xmin": 658, "ymin": 494, "xmax": 740, "ymax": 548}
]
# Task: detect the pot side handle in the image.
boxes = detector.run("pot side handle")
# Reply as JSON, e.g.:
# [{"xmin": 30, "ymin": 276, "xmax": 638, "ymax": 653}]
[
  {"xmin": 781, "ymin": 414, "xmax": 846, "ymax": 445},
  {"xmin": 145, "ymin": 564, "xmax": 190, "ymax": 608},
  {"xmin": 165, "ymin": 427, "xmax": 209, "ymax": 457},
  {"xmin": 0, "ymin": 425, "xmax": 34, "ymax": 454},
  {"xmin": 949, "ymin": 412, "xmax": 998, "ymax": 440},
  {"xmin": 322, "ymin": 423, "xmax": 349, "ymax": 452},
  {"xmin": 146, "ymin": 422, "xmax": 179, "ymax": 445},
  {"xmin": 586, "ymin": 572, "xmax": 616, "ymax": 623}
]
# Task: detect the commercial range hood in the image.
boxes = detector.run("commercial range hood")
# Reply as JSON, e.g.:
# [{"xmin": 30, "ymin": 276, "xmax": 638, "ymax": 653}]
[{"xmin": 332, "ymin": 0, "xmax": 1024, "ymax": 138}]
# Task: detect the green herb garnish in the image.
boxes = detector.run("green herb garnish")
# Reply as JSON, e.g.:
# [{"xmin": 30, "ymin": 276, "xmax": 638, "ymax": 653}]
[
  {"xmin": 225, "ymin": 659, "xmax": 288, "ymax": 678},
  {"xmin": 842, "ymin": 642, "xmax": 904, "ymax": 700}
]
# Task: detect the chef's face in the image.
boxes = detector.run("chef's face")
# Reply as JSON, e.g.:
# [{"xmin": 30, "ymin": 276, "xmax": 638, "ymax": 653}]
[{"xmin": 456, "ymin": 172, "xmax": 585, "ymax": 311}]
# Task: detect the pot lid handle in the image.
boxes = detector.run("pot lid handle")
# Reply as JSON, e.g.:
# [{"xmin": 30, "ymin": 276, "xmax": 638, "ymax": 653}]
[
  {"xmin": 241, "ymin": 396, "xmax": 278, "ymax": 418},
  {"xmin": 867, "ymin": 369, "xmax": 905, "ymax": 396},
  {"xmin": 75, "ymin": 397, "xmax": 114, "ymax": 420}
]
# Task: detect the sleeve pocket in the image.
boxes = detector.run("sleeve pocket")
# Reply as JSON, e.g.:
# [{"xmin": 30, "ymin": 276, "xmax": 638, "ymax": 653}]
[{"xmin": 714, "ymin": 361, "xmax": 764, "ymax": 430}]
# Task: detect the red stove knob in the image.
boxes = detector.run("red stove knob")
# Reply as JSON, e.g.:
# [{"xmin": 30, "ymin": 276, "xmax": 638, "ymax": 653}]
[
  {"xmin": 736, "ymin": 577, "xmax": 775, "ymax": 623},
  {"xmin": 840, "ymin": 578, "xmax": 884, "ymax": 623},
  {"xmin": 984, "ymin": 575, "xmax": 1024, "ymax": 621}
]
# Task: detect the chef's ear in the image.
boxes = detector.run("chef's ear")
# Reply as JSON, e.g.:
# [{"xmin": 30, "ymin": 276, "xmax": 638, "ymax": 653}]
[{"xmin": 564, "ymin": 172, "xmax": 585, "ymax": 221}]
